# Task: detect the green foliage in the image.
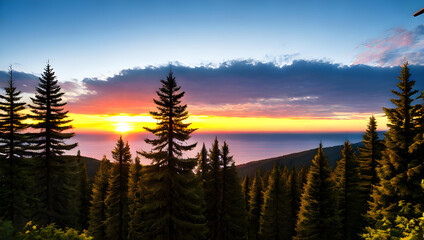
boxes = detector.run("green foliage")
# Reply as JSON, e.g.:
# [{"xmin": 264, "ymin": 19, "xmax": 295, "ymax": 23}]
[
  {"xmin": 204, "ymin": 137, "xmax": 222, "ymax": 239},
  {"xmin": 260, "ymin": 163, "xmax": 291, "ymax": 240},
  {"xmin": 88, "ymin": 156, "xmax": 111, "ymax": 240},
  {"xmin": 0, "ymin": 217, "xmax": 15, "ymax": 240},
  {"xmin": 287, "ymin": 168, "xmax": 301, "ymax": 239},
  {"xmin": 241, "ymin": 175, "xmax": 250, "ymax": 213},
  {"xmin": 294, "ymin": 144, "xmax": 338, "ymax": 240},
  {"xmin": 333, "ymin": 141, "xmax": 361, "ymax": 240},
  {"xmin": 77, "ymin": 151, "xmax": 90, "ymax": 229},
  {"xmin": 221, "ymin": 142, "xmax": 248, "ymax": 240},
  {"xmin": 0, "ymin": 67, "xmax": 32, "ymax": 229},
  {"xmin": 19, "ymin": 221, "xmax": 92, "ymax": 240},
  {"xmin": 104, "ymin": 136, "xmax": 131, "ymax": 240},
  {"xmin": 367, "ymin": 62, "xmax": 423, "ymax": 232},
  {"xmin": 28, "ymin": 63, "xmax": 78, "ymax": 226},
  {"xmin": 138, "ymin": 71, "xmax": 206, "ymax": 240},
  {"xmin": 127, "ymin": 156, "xmax": 142, "ymax": 240},
  {"xmin": 248, "ymin": 169, "xmax": 263, "ymax": 240}
]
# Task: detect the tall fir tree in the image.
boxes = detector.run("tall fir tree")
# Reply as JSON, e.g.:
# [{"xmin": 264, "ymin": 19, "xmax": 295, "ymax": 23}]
[
  {"xmin": 77, "ymin": 150, "xmax": 90, "ymax": 230},
  {"xmin": 0, "ymin": 66, "xmax": 31, "ymax": 228},
  {"xmin": 295, "ymin": 144, "xmax": 339, "ymax": 240},
  {"xmin": 104, "ymin": 136, "xmax": 131, "ymax": 240},
  {"xmin": 88, "ymin": 156, "xmax": 112, "ymax": 240},
  {"xmin": 332, "ymin": 141, "xmax": 361, "ymax": 240},
  {"xmin": 29, "ymin": 63, "xmax": 78, "ymax": 226},
  {"xmin": 297, "ymin": 165, "xmax": 308, "ymax": 194},
  {"xmin": 287, "ymin": 168, "xmax": 301, "ymax": 239},
  {"xmin": 260, "ymin": 163, "xmax": 291, "ymax": 240},
  {"xmin": 197, "ymin": 143, "xmax": 209, "ymax": 180},
  {"xmin": 128, "ymin": 156, "xmax": 142, "ymax": 240},
  {"xmin": 204, "ymin": 137, "xmax": 222, "ymax": 239},
  {"xmin": 248, "ymin": 169, "xmax": 263, "ymax": 240},
  {"xmin": 241, "ymin": 175, "xmax": 250, "ymax": 213},
  {"xmin": 220, "ymin": 142, "xmax": 248, "ymax": 240},
  {"xmin": 138, "ymin": 70, "xmax": 206, "ymax": 240},
  {"xmin": 366, "ymin": 62, "xmax": 423, "ymax": 235}
]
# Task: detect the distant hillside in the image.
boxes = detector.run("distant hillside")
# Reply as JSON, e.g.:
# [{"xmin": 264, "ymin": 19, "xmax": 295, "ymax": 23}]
[
  {"xmin": 64, "ymin": 155, "xmax": 100, "ymax": 182},
  {"xmin": 236, "ymin": 142, "xmax": 363, "ymax": 178}
]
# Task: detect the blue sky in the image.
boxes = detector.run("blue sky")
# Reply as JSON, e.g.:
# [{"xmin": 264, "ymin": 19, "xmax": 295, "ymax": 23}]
[{"xmin": 1, "ymin": 0, "xmax": 423, "ymax": 81}]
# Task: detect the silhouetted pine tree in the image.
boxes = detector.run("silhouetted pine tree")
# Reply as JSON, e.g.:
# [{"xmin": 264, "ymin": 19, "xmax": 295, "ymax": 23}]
[
  {"xmin": 204, "ymin": 137, "xmax": 222, "ymax": 239},
  {"xmin": 366, "ymin": 62, "xmax": 423, "ymax": 235},
  {"xmin": 128, "ymin": 156, "xmax": 142, "ymax": 240},
  {"xmin": 28, "ymin": 63, "xmax": 78, "ymax": 226},
  {"xmin": 297, "ymin": 165, "xmax": 308, "ymax": 194},
  {"xmin": 138, "ymin": 71, "xmax": 206, "ymax": 240},
  {"xmin": 333, "ymin": 141, "xmax": 361, "ymax": 240},
  {"xmin": 197, "ymin": 143, "xmax": 209, "ymax": 180},
  {"xmin": 287, "ymin": 168, "xmax": 300, "ymax": 239},
  {"xmin": 128, "ymin": 166, "xmax": 148, "ymax": 240},
  {"xmin": 88, "ymin": 156, "xmax": 112, "ymax": 240},
  {"xmin": 221, "ymin": 143, "xmax": 248, "ymax": 240},
  {"xmin": 241, "ymin": 175, "xmax": 250, "ymax": 213},
  {"xmin": 104, "ymin": 136, "xmax": 131, "ymax": 240},
  {"xmin": 260, "ymin": 163, "xmax": 291, "ymax": 240},
  {"xmin": 0, "ymin": 66, "xmax": 31, "ymax": 228},
  {"xmin": 294, "ymin": 144, "xmax": 338, "ymax": 240},
  {"xmin": 77, "ymin": 150, "xmax": 90, "ymax": 229},
  {"xmin": 248, "ymin": 169, "xmax": 263, "ymax": 240}
]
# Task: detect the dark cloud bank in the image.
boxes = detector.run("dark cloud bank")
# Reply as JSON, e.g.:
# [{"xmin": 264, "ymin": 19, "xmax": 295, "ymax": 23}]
[{"xmin": 1, "ymin": 60, "xmax": 424, "ymax": 117}]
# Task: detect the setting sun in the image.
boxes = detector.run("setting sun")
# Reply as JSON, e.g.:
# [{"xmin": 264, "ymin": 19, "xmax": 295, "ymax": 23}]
[{"xmin": 114, "ymin": 122, "xmax": 133, "ymax": 133}]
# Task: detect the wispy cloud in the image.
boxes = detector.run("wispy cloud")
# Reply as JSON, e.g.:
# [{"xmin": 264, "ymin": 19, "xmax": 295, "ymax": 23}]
[{"xmin": 353, "ymin": 25, "xmax": 424, "ymax": 66}]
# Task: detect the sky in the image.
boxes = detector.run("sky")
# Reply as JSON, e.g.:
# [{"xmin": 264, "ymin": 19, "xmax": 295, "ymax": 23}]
[{"xmin": 1, "ymin": 0, "xmax": 424, "ymax": 136}]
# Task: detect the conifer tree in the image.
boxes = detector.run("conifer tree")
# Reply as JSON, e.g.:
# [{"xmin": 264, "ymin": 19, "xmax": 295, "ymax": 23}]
[
  {"xmin": 204, "ymin": 137, "xmax": 222, "ymax": 239},
  {"xmin": 29, "ymin": 63, "xmax": 78, "ymax": 226},
  {"xmin": 88, "ymin": 156, "xmax": 111, "ymax": 240},
  {"xmin": 295, "ymin": 144, "xmax": 338, "ymax": 240},
  {"xmin": 248, "ymin": 169, "xmax": 263, "ymax": 240},
  {"xmin": 297, "ymin": 165, "xmax": 308, "ymax": 194},
  {"xmin": 0, "ymin": 66, "xmax": 31, "ymax": 228},
  {"xmin": 138, "ymin": 70, "xmax": 206, "ymax": 240},
  {"xmin": 197, "ymin": 143, "xmax": 209, "ymax": 180},
  {"xmin": 332, "ymin": 141, "xmax": 361, "ymax": 240},
  {"xmin": 366, "ymin": 62, "xmax": 423, "ymax": 234},
  {"xmin": 287, "ymin": 168, "xmax": 300, "ymax": 239},
  {"xmin": 221, "ymin": 143, "xmax": 248, "ymax": 240},
  {"xmin": 260, "ymin": 163, "xmax": 291, "ymax": 240},
  {"xmin": 128, "ymin": 156, "xmax": 142, "ymax": 240},
  {"xmin": 358, "ymin": 116, "xmax": 384, "ymax": 192},
  {"xmin": 77, "ymin": 150, "xmax": 90, "ymax": 229},
  {"xmin": 104, "ymin": 136, "xmax": 131, "ymax": 240},
  {"xmin": 241, "ymin": 175, "xmax": 250, "ymax": 213}
]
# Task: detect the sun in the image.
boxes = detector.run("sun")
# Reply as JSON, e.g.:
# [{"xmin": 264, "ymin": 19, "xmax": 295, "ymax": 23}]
[{"xmin": 114, "ymin": 122, "xmax": 133, "ymax": 133}]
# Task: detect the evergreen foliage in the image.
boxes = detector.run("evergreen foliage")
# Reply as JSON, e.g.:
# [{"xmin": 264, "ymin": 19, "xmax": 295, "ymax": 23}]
[
  {"xmin": 138, "ymin": 71, "xmax": 206, "ymax": 240},
  {"xmin": 28, "ymin": 63, "xmax": 78, "ymax": 226},
  {"xmin": 287, "ymin": 168, "xmax": 301, "ymax": 239},
  {"xmin": 197, "ymin": 143, "xmax": 209, "ymax": 180},
  {"xmin": 204, "ymin": 138, "xmax": 222, "ymax": 239},
  {"xmin": 294, "ymin": 144, "xmax": 338, "ymax": 240},
  {"xmin": 248, "ymin": 169, "xmax": 263, "ymax": 240},
  {"xmin": 221, "ymin": 142, "xmax": 248, "ymax": 240},
  {"xmin": 366, "ymin": 62, "xmax": 423, "ymax": 234},
  {"xmin": 104, "ymin": 136, "xmax": 131, "ymax": 240},
  {"xmin": 241, "ymin": 175, "xmax": 250, "ymax": 213},
  {"xmin": 77, "ymin": 150, "xmax": 90, "ymax": 230},
  {"xmin": 260, "ymin": 163, "xmax": 291, "ymax": 240},
  {"xmin": 0, "ymin": 66, "xmax": 31, "ymax": 228},
  {"xmin": 332, "ymin": 141, "xmax": 361, "ymax": 240},
  {"xmin": 128, "ymin": 156, "xmax": 142, "ymax": 240},
  {"xmin": 88, "ymin": 156, "xmax": 111, "ymax": 240}
]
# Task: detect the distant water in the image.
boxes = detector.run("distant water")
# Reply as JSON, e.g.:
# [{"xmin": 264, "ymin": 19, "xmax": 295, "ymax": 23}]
[{"xmin": 68, "ymin": 132, "xmax": 384, "ymax": 165}]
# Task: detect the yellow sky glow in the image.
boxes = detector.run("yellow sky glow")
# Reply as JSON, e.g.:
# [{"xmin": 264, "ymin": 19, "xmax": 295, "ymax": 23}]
[{"xmin": 67, "ymin": 113, "xmax": 388, "ymax": 133}]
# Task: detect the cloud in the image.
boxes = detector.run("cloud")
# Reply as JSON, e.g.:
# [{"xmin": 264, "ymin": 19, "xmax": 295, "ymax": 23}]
[
  {"xmin": 353, "ymin": 25, "xmax": 424, "ymax": 66},
  {"xmin": 67, "ymin": 60, "xmax": 424, "ymax": 118}
]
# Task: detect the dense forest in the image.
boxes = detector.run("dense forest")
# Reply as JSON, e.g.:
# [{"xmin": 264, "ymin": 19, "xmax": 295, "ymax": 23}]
[{"xmin": 0, "ymin": 61, "xmax": 423, "ymax": 239}]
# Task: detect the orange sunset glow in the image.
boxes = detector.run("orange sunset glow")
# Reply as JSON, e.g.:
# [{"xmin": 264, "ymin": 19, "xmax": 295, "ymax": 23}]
[{"xmin": 68, "ymin": 113, "xmax": 388, "ymax": 134}]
